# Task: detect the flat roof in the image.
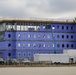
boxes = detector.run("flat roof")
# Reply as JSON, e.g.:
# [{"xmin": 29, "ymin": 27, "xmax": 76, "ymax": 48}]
[{"xmin": 0, "ymin": 19, "xmax": 76, "ymax": 24}]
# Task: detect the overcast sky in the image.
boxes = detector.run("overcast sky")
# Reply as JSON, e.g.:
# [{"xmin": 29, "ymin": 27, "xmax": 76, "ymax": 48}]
[{"xmin": 0, "ymin": 0, "xmax": 76, "ymax": 19}]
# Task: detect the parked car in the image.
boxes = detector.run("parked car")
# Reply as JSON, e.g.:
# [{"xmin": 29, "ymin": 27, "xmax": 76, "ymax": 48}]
[
  {"xmin": 0, "ymin": 58, "xmax": 4, "ymax": 64},
  {"xmin": 5, "ymin": 58, "xmax": 19, "ymax": 65},
  {"xmin": 21, "ymin": 58, "xmax": 30, "ymax": 64},
  {"xmin": 10, "ymin": 58, "xmax": 19, "ymax": 64}
]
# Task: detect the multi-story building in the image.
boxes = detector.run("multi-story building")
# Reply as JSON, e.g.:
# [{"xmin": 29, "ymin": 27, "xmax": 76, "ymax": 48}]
[{"xmin": 0, "ymin": 19, "xmax": 76, "ymax": 60}]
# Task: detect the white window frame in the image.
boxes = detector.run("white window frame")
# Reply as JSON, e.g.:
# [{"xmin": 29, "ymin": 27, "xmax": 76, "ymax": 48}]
[
  {"xmin": 21, "ymin": 26, "xmax": 24, "ymax": 31},
  {"xmin": 28, "ymin": 34, "xmax": 31, "ymax": 38},
  {"xmin": 33, "ymin": 44, "xmax": 36, "ymax": 47},
  {"xmin": 18, "ymin": 52, "xmax": 21, "ymax": 57},
  {"xmin": 34, "ymin": 34, "xmax": 36, "ymax": 38},
  {"xmin": 23, "ymin": 44, "xmax": 26, "ymax": 48},
  {"xmin": 43, "ymin": 26, "xmax": 45, "ymax": 29},
  {"xmin": 53, "ymin": 44, "xmax": 54, "ymax": 47},
  {"xmin": 28, "ymin": 43, "xmax": 30, "ymax": 47},
  {"xmin": 43, "ymin": 44, "xmax": 46, "ymax": 47},
  {"xmin": 18, "ymin": 43, "xmax": 20, "ymax": 47},
  {"xmin": 18, "ymin": 34, "xmax": 21, "ymax": 38},
  {"xmin": 48, "ymin": 44, "xmax": 50, "ymax": 47},
  {"xmin": 23, "ymin": 53, "xmax": 26, "ymax": 57},
  {"xmin": 24, "ymin": 34, "xmax": 26, "ymax": 38},
  {"xmin": 47, "ymin": 35, "xmax": 50, "ymax": 38},
  {"xmin": 52, "ymin": 26, "xmax": 55, "ymax": 30},
  {"xmin": 38, "ymin": 34, "xmax": 40, "ymax": 38},
  {"xmin": 17, "ymin": 25, "xmax": 20, "ymax": 30},
  {"xmin": 38, "ymin": 44, "xmax": 41, "ymax": 48},
  {"xmin": 43, "ymin": 34, "xmax": 46, "ymax": 38}
]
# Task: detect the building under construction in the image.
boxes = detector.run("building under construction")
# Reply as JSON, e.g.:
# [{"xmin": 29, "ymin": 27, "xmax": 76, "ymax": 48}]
[{"xmin": 0, "ymin": 18, "xmax": 76, "ymax": 60}]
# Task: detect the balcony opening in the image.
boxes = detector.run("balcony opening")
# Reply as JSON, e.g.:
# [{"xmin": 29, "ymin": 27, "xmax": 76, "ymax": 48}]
[
  {"xmin": 8, "ymin": 43, "xmax": 11, "ymax": 47},
  {"xmin": 8, "ymin": 53, "xmax": 11, "ymax": 57},
  {"xmin": 8, "ymin": 34, "xmax": 11, "ymax": 38}
]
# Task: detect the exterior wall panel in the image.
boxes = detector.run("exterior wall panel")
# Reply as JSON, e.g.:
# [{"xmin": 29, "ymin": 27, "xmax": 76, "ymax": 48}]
[{"xmin": 0, "ymin": 21, "xmax": 76, "ymax": 59}]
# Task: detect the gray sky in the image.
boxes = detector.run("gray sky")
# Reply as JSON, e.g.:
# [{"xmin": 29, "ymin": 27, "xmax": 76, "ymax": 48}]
[{"xmin": 0, "ymin": 0, "xmax": 76, "ymax": 19}]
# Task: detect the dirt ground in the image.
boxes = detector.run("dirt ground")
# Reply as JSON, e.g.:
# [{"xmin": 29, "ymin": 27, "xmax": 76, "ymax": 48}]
[{"xmin": 0, "ymin": 67, "xmax": 76, "ymax": 75}]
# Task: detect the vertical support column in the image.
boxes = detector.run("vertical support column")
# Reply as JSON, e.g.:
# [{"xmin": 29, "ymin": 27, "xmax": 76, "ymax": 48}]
[
  {"xmin": 15, "ymin": 22, "xmax": 17, "ymax": 31},
  {"xmin": 23, "ymin": 22, "xmax": 24, "ymax": 30},
  {"xmin": 3, "ymin": 23, "xmax": 5, "ymax": 31},
  {"xmin": 51, "ymin": 24, "xmax": 56, "ymax": 54},
  {"xmin": 5, "ymin": 23, "xmax": 6, "ymax": 31},
  {"xmin": 20, "ymin": 22, "xmax": 21, "ymax": 31}
]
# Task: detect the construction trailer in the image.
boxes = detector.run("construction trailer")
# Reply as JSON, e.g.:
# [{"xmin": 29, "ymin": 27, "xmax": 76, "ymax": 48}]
[
  {"xmin": 34, "ymin": 49, "xmax": 76, "ymax": 64},
  {"xmin": 64, "ymin": 49, "xmax": 76, "ymax": 63},
  {"xmin": 34, "ymin": 54, "xmax": 69, "ymax": 63}
]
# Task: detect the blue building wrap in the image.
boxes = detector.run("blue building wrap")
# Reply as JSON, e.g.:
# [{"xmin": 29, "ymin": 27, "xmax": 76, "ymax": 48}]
[{"xmin": 0, "ymin": 19, "xmax": 76, "ymax": 60}]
